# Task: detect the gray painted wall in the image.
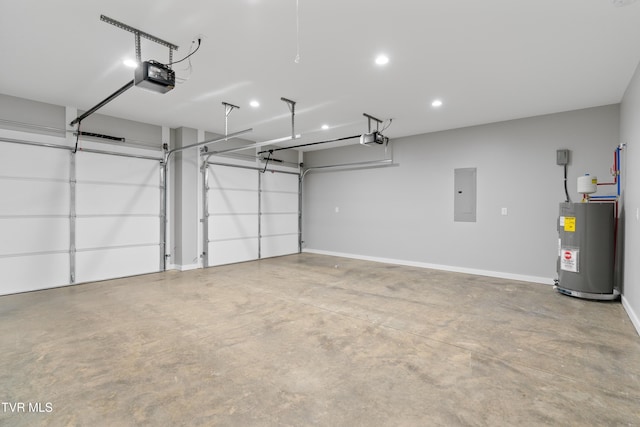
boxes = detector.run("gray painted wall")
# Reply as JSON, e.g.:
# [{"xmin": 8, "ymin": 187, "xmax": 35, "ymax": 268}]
[
  {"xmin": 0, "ymin": 93, "xmax": 65, "ymax": 136},
  {"xmin": 0, "ymin": 93, "xmax": 163, "ymax": 149},
  {"xmin": 79, "ymin": 113, "xmax": 163, "ymax": 149},
  {"xmin": 621, "ymin": 62, "xmax": 640, "ymax": 334},
  {"xmin": 303, "ymin": 105, "xmax": 620, "ymax": 282}
]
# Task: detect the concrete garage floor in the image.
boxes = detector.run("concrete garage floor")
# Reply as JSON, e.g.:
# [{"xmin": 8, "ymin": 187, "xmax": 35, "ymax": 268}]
[{"xmin": 1, "ymin": 253, "xmax": 639, "ymax": 426}]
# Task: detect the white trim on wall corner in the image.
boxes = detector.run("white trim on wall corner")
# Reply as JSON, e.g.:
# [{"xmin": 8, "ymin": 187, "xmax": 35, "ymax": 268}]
[
  {"xmin": 622, "ymin": 295, "xmax": 640, "ymax": 337},
  {"xmin": 302, "ymin": 248, "xmax": 554, "ymax": 285}
]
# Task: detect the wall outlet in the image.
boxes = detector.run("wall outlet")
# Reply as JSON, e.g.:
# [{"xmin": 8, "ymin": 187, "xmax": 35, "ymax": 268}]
[
  {"xmin": 501, "ymin": 207, "xmax": 508, "ymax": 216},
  {"xmin": 335, "ymin": 207, "xmax": 339, "ymax": 213}
]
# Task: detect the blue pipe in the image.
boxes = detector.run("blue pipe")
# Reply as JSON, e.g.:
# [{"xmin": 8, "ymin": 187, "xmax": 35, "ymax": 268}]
[
  {"xmin": 617, "ymin": 146, "xmax": 621, "ymax": 197},
  {"xmin": 589, "ymin": 195, "xmax": 617, "ymax": 199}
]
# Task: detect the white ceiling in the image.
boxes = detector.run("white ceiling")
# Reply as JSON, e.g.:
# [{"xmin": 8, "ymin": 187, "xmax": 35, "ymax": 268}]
[{"xmin": 2, "ymin": 0, "xmax": 640, "ymax": 149}]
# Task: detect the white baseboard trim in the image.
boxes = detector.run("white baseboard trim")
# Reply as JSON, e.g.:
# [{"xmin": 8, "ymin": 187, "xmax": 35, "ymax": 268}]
[
  {"xmin": 622, "ymin": 295, "xmax": 640, "ymax": 337},
  {"xmin": 302, "ymin": 248, "xmax": 554, "ymax": 285},
  {"xmin": 167, "ymin": 263, "xmax": 200, "ymax": 272}
]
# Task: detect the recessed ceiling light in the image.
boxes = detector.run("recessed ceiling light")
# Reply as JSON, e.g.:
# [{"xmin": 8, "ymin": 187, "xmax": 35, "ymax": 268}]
[
  {"xmin": 123, "ymin": 59, "xmax": 138, "ymax": 68},
  {"xmin": 375, "ymin": 55, "xmax": 389, "ymax": 66},
  {"xmin": 431, "ymin": 99, "xmax": 443, "ymax": 108},
  {"xmin": 249, "ymin": 100, "xmax": 260, "ymax": 108},
  {"xmin": 321, "ymin": 124, "xmax": 329, "ymax": 130}
]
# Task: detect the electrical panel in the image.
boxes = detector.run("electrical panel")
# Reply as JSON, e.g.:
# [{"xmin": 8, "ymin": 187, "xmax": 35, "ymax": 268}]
[
  {"xmin": 454, "ymin": 168, "xmax": 477, "ymax": 222},
  {"xmin": 556, "ymin": 149, "xmax": 570, "ymax": 165}
]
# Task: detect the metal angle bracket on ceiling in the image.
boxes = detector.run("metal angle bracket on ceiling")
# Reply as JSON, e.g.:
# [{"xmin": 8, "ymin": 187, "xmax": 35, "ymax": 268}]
[
  {"xmin": 281, "ymin": 97, "xmax": 297, "ymax": 140},
  {"xmin": 200, "ymin": 102, "xmax": 241, "ymax": 154},
  {"xmin": 100, "ymin": 14, "xmax": 179, "ymax": 64},
  {"xmin": 222, "ymin": 102, "xmax": 240, "ymax": 137},
  {"xmin": 363, "ymin": 113, "xmax": 383, "ymax": 133}
]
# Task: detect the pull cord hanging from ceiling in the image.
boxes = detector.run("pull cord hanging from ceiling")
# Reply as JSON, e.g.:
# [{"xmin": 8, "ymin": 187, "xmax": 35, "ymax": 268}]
[{"xmin": 294, "ymin": 0, "xmax": 301, "ymax": 63}]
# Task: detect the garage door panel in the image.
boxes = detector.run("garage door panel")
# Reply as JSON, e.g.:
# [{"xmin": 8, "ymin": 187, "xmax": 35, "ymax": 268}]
[
  {"xmin": 209, "ymin": 214, "xmax": 258, "ymax": 241},
  {"xmin": 208, "ymin": 239, "xmax": 259, "ymax": 266},
  {"xmin": 76, "ymin": 183, "xmax": 159, "ymax": 216},
  {"xmin": 0, "ymin": 180, "xmax": 69, "ymax": 216},
  {"xmin": 261, "ymin": 235, "xmax": 299, "ymax": 259},
  {"xmin": 261, "ymin": 192, "xmax": 298, "ymax": 213},
  {"xmin": 0, "ymin": 218, "xmax": 69, "ymax": 256},
  {"xmin": 75, "ymin": 246, "xmax": 159, "ymax": 284},
  {"xmin": 261, "ymin": 172, "xmax": 298, "ymax": 193},
  {"xmin": 208, "ymin": 189, "xmax": 258, "ymax": 214},
  {"xmin": 0, "ymin": 253, "xmax": 69, "ymax": 294},
  {"xmin": 76, "ymin": 216, "xmax": 160, "ymax": 250},
  {"xmin": 77, "ymin": 152, "xmax": 159, "ymax": 186},
  {"xmin": 0, "ymin": 142, "xmax": 69, "ymax": 180},
  {"xmin": 209, "ymin": 166, "xmax": 257, "ymax": 190},
  {"xmin": 261, "ymin": 214, "xmax": 298, "ymax": 236}
]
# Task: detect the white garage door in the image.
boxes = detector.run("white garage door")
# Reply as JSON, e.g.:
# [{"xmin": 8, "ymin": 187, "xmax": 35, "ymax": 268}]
[
  {"xmin": 205, "ymin": 163, "xmax": 299, "ymax": 267},
  {"xmin": 0, "ymin": 136, "xmax": 163, "ymax": 295}
]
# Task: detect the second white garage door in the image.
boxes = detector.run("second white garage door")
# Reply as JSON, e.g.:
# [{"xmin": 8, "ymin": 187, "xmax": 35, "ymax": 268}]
[{"xmin": 206, "ymin": 163, "xmax": 299, "ymax": 267}]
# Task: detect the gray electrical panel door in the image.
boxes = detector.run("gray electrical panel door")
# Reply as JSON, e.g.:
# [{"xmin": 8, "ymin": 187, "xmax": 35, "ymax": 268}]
[{"xmin": 454, "ymin": 168, "xmax": 477, "ymax": 222}]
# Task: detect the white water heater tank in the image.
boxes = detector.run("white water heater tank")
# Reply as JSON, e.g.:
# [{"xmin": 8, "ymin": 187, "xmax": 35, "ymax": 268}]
[{"xmin": 577, "ymin": 174, "xmax": 597, "ymax": 194}]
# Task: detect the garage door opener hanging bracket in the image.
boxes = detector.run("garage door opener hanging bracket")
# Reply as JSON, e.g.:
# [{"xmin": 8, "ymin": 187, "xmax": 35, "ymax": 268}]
[
  {"xmin": 281, "ymin": 97, "xmax": 297, "ymax": 141},
  {"xmin": 100, "ymin": 15, "xmax": 179, "ymax": 65},
  {"xmin": 69, "ymin": 15, "xmax": 181, "ymax": 131},
  {"xmin": 200, "ymin": 102, "xmax": 241, "ymax": 155},
  {"xmin": 223, "ymin": 102, "xmax": 240, "ymax": 140},
  {"xmin": 258, "ymin": 98, "xmax": 296, "ymax": 172},
  {"xmin": 363, "ymin": 113, "xmax": 382, "ymax": 134}
]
